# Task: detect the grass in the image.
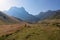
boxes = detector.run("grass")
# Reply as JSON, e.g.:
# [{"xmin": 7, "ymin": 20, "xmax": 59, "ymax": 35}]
[{"xmin": 0, "ymin": 19, "xmax": 60, "ymax": 40}]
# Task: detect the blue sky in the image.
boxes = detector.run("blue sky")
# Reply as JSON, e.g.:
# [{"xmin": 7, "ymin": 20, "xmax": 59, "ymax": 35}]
[{"xmin": 0, "ymin": 0, "xmax": 60, "ymax": 15}]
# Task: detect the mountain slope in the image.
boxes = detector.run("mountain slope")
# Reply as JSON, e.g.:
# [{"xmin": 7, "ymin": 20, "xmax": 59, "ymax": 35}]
[
  {"xmin": 5, "ymin": 7, "xmax": 39, "ymax": 23},
  {"xmin": 0, "ymin": 11, "xmax": 21, "ymax": 24},
  {"xmin": 50, "ymin": 10, "xmax": 60, "ymax": 19},
  {"xmin": 35, "ymin": 10, "xmax": 60, "ymax": 20}
]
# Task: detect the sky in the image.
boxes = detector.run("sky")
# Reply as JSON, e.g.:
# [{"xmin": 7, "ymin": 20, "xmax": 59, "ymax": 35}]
[{"xmin": 0, "ymin": 0, "xmax": 60, "ymax": 15}]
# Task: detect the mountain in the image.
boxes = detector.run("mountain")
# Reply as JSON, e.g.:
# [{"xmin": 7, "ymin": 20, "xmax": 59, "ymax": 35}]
[
  {"xmin": 36, "ymin": 10, "xmax": 60, "ymax": 20},
  {"xmin": 5, "ymin": 7, "xmax": 39, "ymax": 23},
  {"xmin": 0, "ymin": 11, "xmax": 21, "ymax": 24},
  {"xmin": 50, "ymin": 10, "xmax": 60, "ymax": 19}
]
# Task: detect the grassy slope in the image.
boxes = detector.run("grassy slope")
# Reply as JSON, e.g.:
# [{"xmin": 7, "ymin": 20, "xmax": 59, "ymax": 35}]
[
  {"xmin": 0, "ymin": 20, "xmax": 20, "ymax": 25},
  {"xmin": 0, "ymin": 19, "xmax": 60, "ymax": 40},
  {"xmin": 0, "ymin": 11, "xmax": 21, "ymax": 25}
]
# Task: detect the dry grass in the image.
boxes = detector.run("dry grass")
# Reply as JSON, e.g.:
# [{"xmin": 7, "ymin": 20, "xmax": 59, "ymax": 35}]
[
  {"xmin": 0, "ymin": 23, "xmax": 26, "ymax": 37},
  {"xmin": 0, "ymin": 19, "xmax": 60, "ymax": 40}
]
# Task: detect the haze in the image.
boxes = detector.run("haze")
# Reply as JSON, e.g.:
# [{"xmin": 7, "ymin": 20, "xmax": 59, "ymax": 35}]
[{"xmin": 0, "ymin": 0, "xmax": 60, "ymax": 15}]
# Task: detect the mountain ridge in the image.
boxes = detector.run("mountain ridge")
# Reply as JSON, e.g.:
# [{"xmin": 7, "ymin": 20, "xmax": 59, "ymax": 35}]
[
  {"xmin": 5, "ymin": 7, "xmax": 39, "ymax": 23},
  {"xmin": 35, "ymin": 10, "xmax": 60, "ymax": 21}
]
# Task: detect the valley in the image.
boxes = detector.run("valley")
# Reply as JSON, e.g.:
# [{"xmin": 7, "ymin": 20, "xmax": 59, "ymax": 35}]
[
  {"xmin": 0, "ymin": 0, "xmax": 60, "ymax": 40},
  {"xmin": 0, "ymin": 7, "xmax": 60, "ymax": 40}
]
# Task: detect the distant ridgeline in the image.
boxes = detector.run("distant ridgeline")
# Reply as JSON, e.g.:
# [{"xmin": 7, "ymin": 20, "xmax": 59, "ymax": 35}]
[
  {"xmin": 36, "ymin": 10, "xmax": 60, "ymax": 20},
  {"xmin": 50, "ymin": 10, "xmax": 60, "ymax": 19}
]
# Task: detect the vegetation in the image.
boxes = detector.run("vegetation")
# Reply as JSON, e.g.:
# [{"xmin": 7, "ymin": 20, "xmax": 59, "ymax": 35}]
[{"xmin": 0, "ymin": 19, "xmax": 60, "ymax": 40}]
